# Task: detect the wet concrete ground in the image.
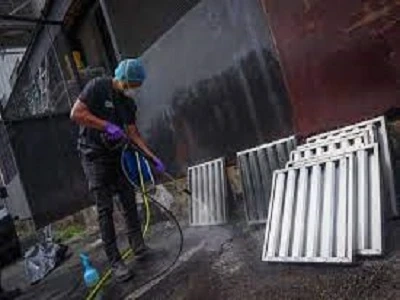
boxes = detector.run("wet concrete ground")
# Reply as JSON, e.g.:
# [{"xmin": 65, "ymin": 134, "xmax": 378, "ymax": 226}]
[
  {"xmin": 2, "ymin": 218, "xmax": 400, "ymax": 300},
  {"xmin": 135, "ymin": 221, "xmax": 400, "ymax": 300}
]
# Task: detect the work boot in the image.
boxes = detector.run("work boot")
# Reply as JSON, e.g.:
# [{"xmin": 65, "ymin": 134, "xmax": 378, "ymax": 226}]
[
  {"xmin": 111, "ymin": 260, "xmax": 133, "ymax": 282},
  {"xmin": 129, "ymin": 235, "xmax": 153, "ymax": 261},
  {"xmin": 134, "ymin": 244, "xmax": 153, "ymax": 261}
]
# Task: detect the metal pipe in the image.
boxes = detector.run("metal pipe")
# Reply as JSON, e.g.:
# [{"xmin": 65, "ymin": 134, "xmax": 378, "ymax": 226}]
[
  {"xmin": 0, "ymin": 51, "xmax": 25, "ymax": 55},
  {"xmin": 9, "ymin": 0, "xmax": 31, "ymax": 16},
  {"xmin": 99, "ymin": 0, "xmax": 121, "ymax": 61},
  {"xmin": 0, "ymin": 14, "xmax": 63, "ymax": 25}
]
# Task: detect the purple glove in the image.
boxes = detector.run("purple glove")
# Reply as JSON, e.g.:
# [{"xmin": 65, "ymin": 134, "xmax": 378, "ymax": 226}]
[
  {"xmin": 154, "ymin": 158, "xmax": 166, "ymax": 173},
  {"xmin": 104, "ymin": 122, "xmax": 125, "ymax": 141}
]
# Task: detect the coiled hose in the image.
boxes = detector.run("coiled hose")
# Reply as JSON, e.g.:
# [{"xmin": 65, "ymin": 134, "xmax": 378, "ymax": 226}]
[{"xmin": 85, "ymin": 144, "xmax": 184, "ymax": 300}]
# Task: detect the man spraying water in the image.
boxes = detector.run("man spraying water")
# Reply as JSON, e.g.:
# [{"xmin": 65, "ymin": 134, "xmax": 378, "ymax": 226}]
[{"xmin": 70, "ymin": 58, "xmax": 165, "ymax": 282}]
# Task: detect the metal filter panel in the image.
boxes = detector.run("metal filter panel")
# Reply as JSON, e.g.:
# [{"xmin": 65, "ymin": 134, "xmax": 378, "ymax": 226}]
[
  {"xmin": 290, "ymin": 130, "xmax": 373, "ymax": 165},
  {"xmin": 354, "ymin": 144, "xmax": 383, "ymax": 255},
  {"xmin": 237, "ymin": 136, "xmax": 297, "ymax": 224},
  {"xmin": 305, "ymin": 124, "xmax": 376, "ymax": 146},
  {"xmin": 188, "ymin": 158, "xmax": 227, "ymax": 226},
  {"xmin": 287, "ymin": 144, "xmax": 383, "ymax": 256},
  {"xmin": 262, "ymin": 155, "xmax": 354, "ymax": 263},
  {"xmin": 306, "ymin": 116, "xmax": 397, "ymax": 216}
]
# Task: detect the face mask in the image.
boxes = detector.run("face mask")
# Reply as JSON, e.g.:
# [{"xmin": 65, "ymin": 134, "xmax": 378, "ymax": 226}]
[{"xmin": 123, "ymin": 87, "xmax": 141, "ymax": 99}]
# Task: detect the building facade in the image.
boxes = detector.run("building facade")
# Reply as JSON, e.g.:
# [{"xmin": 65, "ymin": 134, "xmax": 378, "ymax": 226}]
[{"xmin": 2, "ymin": 0, "xmax": 399, "ymax": 226}]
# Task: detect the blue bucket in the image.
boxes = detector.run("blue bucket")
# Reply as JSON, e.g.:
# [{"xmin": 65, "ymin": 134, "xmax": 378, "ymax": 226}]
[{"xmin": 122, "ymin": 149, "xmax": 154, "ymax": 186}]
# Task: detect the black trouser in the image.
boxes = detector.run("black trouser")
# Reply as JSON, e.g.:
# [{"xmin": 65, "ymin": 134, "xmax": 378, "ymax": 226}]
[{"xmin": 81, "ymin": 151, "xmax": 144, "ymax": 265}]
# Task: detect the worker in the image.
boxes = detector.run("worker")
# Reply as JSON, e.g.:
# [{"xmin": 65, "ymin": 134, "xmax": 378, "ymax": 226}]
[{"xmin": 70, "ymin": 58, "xmax": 165, "ymax": 282}]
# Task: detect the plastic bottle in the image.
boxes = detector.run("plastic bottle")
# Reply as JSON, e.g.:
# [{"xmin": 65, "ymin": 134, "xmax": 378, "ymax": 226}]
[{"xmin": 80, "ymin": 252, "xmax": 100, "ymax": 288}]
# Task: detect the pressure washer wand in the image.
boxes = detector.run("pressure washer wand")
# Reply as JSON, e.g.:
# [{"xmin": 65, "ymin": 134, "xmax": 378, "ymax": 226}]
[
  {"xmin": 123, "ymin": 139, "xmax": 192, "ymax": 196},
  {"xmin": 160, "ymin": 171, "xmax": 192, "ymax": 196}
]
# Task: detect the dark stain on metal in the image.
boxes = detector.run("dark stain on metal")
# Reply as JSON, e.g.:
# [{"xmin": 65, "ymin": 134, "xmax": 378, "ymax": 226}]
[{"xmin": 145, "ymin": 49, "xmax": 293, "ymax": 175}]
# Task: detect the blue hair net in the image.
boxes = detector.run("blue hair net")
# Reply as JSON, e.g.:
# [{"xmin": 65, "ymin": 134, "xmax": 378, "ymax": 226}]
[{"xmin": 114, "ymin": 58, "xmax": 146, "ymax": 83}]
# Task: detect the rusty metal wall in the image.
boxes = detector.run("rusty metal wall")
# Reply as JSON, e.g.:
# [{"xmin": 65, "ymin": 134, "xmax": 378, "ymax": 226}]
[{"xmin": 262, "ymin": 0, "xmax": 400, "ymax": 136}]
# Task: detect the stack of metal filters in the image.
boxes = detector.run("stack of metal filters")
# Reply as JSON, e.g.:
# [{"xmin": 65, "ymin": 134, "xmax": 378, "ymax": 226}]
[{"xmin": 261, "ymin": 116, "xmax": 396, "ymax": 264}]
